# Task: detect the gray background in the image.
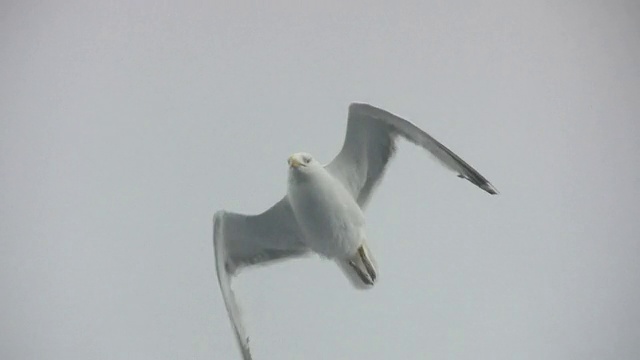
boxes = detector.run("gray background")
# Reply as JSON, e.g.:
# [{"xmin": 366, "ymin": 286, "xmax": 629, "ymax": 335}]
[{"xmin": 2, "ymin": 1, "xmax": 639, "ymax": 359}]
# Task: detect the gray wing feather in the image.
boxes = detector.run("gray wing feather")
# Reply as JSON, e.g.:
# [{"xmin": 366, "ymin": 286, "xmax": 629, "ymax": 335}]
[
  {"xmin": 326, "ymin": 103, "xmax": 498, "ymax": 207},
  {"xmin": 213, "ymin": 198, "xmax": 308, "ymax": 360}
]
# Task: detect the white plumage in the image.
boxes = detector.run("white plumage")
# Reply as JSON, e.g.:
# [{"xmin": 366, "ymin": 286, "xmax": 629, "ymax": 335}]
[
  {"xmin": 213, "ymin": 103, "xmax": 498, "ymax": 359},
  {"xmin": 286, "ymin": 152, "xmax": 366, "ymax": 259}
]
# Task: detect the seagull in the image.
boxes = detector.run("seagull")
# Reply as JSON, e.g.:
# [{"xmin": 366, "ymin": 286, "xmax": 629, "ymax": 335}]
[{"xmin": 213, "ymin": 103, "xmax": 498, "ymax": 359}]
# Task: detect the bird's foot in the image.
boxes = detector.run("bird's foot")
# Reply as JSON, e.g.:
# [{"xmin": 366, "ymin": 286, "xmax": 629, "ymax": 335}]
[
  {"xmin": 358, "ymin": 245, "xmax": 377, "ymax": 282},
  {"xmin": 347, "ymin": 245, "xmax": 377, "ymax": 285}
]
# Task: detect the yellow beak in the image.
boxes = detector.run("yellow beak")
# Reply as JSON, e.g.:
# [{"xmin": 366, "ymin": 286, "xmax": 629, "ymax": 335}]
[{"xmin": 288, "ymin": 156, "xmax": 302, "ymax": 168}]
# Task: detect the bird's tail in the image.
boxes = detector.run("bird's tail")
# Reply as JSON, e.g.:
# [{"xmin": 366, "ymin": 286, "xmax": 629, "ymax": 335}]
[{"xmin": 336, "ymin": 243, "xmax": 377, "ymax": 289}]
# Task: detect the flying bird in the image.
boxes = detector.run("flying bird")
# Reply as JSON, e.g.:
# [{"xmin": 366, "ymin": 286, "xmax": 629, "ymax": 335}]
[{"xmin": 213, "ymin": 103, "xmax": 498, "ymax": 359}]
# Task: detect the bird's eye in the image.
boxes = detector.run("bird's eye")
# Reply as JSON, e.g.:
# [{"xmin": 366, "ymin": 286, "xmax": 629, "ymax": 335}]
[{"xmin": 304, "ymin": 156, "xmax": 311, "ymax": 163}]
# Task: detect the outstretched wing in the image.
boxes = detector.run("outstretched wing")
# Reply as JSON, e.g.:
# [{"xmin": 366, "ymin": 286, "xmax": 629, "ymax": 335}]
[
  {"xmin": 213, "ymin": 198, "xmax": 308, "ymax": 360},
  {"xmin": 326, "ymin": 103, "xmax": 498, "ymax": 207}
]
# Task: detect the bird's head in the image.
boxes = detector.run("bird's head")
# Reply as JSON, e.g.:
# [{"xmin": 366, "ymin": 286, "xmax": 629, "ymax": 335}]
[{"xmin": 287, "ymin": 152, "xmax": 319, "ymax": 172}]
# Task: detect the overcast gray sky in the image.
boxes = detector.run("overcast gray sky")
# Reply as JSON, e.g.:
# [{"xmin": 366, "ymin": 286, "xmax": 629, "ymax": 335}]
[{"xmin": 2, "ymin": 1, "xmax": 639, "ymax": 359}]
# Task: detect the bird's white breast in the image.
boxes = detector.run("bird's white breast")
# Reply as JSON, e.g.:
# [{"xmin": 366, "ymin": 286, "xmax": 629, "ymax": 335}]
[{"xmin": 287, "ymin": 167, "xmax": 365, "ymax": 259}]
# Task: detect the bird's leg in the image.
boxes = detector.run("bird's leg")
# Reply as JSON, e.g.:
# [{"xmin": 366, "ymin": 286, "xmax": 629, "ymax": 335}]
[
  {"xmin": 348, "ymin": 258, "xmax": 374, "ymax": 285},
  {"xmin": 358, "ymin": 245, "xmax": 377, "ymax": 282},
  {"xmin": 346, "ymin": 244, "xmax": 377, "ymax": 286}
]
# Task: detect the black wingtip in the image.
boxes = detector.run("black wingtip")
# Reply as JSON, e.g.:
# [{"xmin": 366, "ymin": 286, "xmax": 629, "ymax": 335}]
[
  {"xmin": 458, "ymin": 174, "xmax": 499, "ymax": 195},
  {"xmin": 482, "ymin": 183, "xmax": 499, "ymax": 195}
]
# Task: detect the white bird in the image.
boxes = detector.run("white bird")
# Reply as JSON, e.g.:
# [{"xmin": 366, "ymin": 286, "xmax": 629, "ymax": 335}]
[{"xmin": 213, "ymin": 103, "xmax": 498, "ymax": 359}]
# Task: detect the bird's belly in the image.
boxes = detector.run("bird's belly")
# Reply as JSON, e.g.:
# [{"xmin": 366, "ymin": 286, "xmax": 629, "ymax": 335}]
[{"xmin": 288, "ymin": 184, "xmax": 364, "ymax": 259}]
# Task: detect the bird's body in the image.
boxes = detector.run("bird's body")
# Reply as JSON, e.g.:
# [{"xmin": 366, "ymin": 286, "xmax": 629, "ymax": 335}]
[
  {"xmin": 287, "ymin": 152, "xmax": 365, "ymax": 259},
  {"xmin": 213, "ymin": 103, "xmax": 498, "ymax": 359}
]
